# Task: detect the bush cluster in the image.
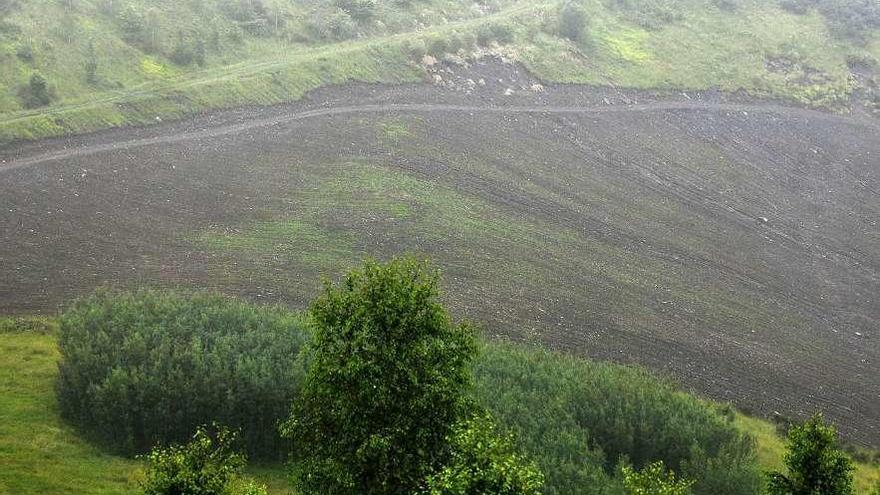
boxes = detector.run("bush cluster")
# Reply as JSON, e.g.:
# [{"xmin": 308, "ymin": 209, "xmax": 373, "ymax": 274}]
[
  {"xmin": 57, "ymin": 289, "xmax": 308, "ymax": 459},
  {"xmin": 621, "ymin": 461, "xmax": 694, "ymax": 495},
  {"xmin": 475, "ymin": 344, "xmax": 762, "ymax": 495},
  {"xmin": 558, "ymin": 2, "xmax": 588, "ymax": 42},
  {"xmin": 18, "ymin": 72, "xmax": 53, "ymax": 108},
  {"xmin": 424, "ymin": 412, "xmax": 544, "ymax": 495},
  {"xmin": 141, "ymin": 424, "xmax": 267, "ymax": 495}
]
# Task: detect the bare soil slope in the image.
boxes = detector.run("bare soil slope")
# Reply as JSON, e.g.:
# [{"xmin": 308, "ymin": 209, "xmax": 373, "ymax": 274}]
[{"xmin": 2, "ymin": 62, "xmax": 878, "ymax": 445}]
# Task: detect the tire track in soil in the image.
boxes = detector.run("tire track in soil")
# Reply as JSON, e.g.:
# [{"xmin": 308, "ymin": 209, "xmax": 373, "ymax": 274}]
[{"xmin": 3, "ymin": 101, "xmax": 875, "ymax": 173}]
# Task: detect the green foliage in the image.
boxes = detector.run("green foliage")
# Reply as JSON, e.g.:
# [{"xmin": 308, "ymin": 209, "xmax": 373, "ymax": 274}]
[
  {"xmin": 424, "ymin": 412, "xmax": 544, "ymax": 495},
  {"xmin": 19, "ymin": 72, "xmax": 53, "ymax": 108},
  {"xmin": 141, "ymin": 424, "xmax": 268, "ymax": 495},
  {"xmin": 766, "ymin": 414, "xmax": 855, "ymax": 495},
  {"xmin": 15, "ymin": 42, "xmax": 34, "ymax": 62},
  {"xmin": 621, "ymin": 461, "xmax": 694, "ymax": 495},
  {"xmin": 336, "ymin": 0, "xmax": 377, "ymax": 22},
  {"xmin": 558, "ymin": 2, "xmax": 588, "ymax": 42},
  {"xmin": 476, "ymin": 22, "xmax": 515, "ymax": 46},
  {"xmin": 142, "ymin": 425, "xmax": 243, "ymax": 495},
  {"xmin": 171, "ymin": 33, "xmax": 207, "ymax": 66},
  {"xmin": 0, "ymin": 0, "xmax": 16, "ymax": 15},
  {"xmin": 871, "ymin": 481, "xmax": 880, "ymax": 495},
  {"xmin": 309, "ymin": 8, "xmax": 357, "ymax": 40},
  {"xmin": 118, "ymin": 4, "xmax": 162, "ymax": 52},
  {"xmin": 611, "ymin": 0, "xmax": 684, "ymax": 30},
  {"xmin": 57, "ymin": 289, "xmax": 308, "ymax": 459},
  {"xmin": 85, "ymin": 39, "xmax": 99, "ymax": 84},
  {"xmin": 282, "ymin": 257, "xmax": 478, "ymax": 495},
  {"xmin": 474, "ymin": 344, "xmax": 762, "ymax": 495}
]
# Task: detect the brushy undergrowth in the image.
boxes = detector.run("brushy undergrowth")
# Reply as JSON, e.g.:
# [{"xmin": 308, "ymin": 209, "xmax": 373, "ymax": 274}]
[
  {"xmin": 55, "ymin": 287, "xmax": 763, "ymax": 494},
  {"xmin": 56, "ymin": 289, "xmax": 309, "ymax": 460},
  {"xmin": 475, "ymin": 343, "xmax": 763, "ymax": 495}
]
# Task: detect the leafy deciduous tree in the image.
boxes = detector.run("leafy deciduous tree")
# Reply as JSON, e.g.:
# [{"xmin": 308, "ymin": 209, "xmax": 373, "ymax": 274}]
[
  {"xmin": 766, "ymin": 414, "xmax": 854, "ymax": 495},
  {"xmin": 282, "ymin": 257, "xmax": 478, "ymax": 495}
]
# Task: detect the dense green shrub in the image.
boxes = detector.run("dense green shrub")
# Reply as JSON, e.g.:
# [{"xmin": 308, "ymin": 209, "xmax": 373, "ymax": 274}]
[
  {"xmin": 282, "ymin": 257, "xmax": 478, "ymax": 495},
  {"xmin": 117, "ymin": 4, "xmax": 162, "ymax": 52},
  {"xmin": 141, "ymin": 424, "xmax": 267, "ymax": 495},
  {"xmin": 558, "ymin": 2, "xmax": 588, "ymax": 42},
  {"xmin": 766, "ymin": 414, "xmax": 854, "ymax": 495},
  {"xmin": 15, "ymin": 42, "xmax": 33, "ymax": 62},
  {"xmin": 621, "ymin": 461, "xmax": 693, "ymax": 495},
  {"xmin": 309, "ymin": 7, "xmax": 357, "ymax": 40},
  {"xmin": 424, "ymin": 412, "xmax": 544, "ymax": 495},
  {"xmin": 171, "ymin": 33, "xmax": 206, "ymax": 66},
  {"xmin": 477, "ymin": 22, "xmax": 515, "ymax": 46},
  {"xmin": 474, "ymin": 344, "xmax": 762, "ymax": 495},
  {"xmin": 57, "ymin": 289, "xmax": 308, "ymax": 459},
  {"xmin": 19, "ymin": 72, "xmax": 53, "ymax": 108}
]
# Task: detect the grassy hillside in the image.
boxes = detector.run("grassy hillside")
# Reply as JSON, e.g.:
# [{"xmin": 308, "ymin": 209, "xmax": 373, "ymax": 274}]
[
  {"xmin": 0, "ymin": 0, "xmax": 877, "ymax": 144},
  {"xmin": 2, "ymin": 318, "xmax": 878, "ymax": 494}
]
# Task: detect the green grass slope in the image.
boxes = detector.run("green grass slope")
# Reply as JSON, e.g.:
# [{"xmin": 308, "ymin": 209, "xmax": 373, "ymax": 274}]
[
  {"xmin": 0, "ymin": 318, "xmax": 294, "ymax": 495},
  {"xmin": 0, "ymin": 0, "xmax": 877, "ymax": 144}
]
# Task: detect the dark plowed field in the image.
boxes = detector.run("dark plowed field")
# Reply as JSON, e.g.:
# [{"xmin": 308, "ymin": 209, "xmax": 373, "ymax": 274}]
[{"xmin": 2, "ymin": 63, "xmax": 878, "ymax": 445}]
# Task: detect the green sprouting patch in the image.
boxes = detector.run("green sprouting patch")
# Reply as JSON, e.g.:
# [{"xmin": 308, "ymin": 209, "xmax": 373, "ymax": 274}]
[
  {"xmin": 0, "ymin": 316, "xmax": 57, "ymax": 334},
  {"xmin": 600, "ymin": 25, "xmax": 651, "ymax": 63},
  {"xmin": 378, "ymin": 118, "xmax": 413, "ymax": 146},
  {"xmin": 140, "ymin": 57, "xmax": 172, "ymax": 78},
  {"xmin": 198, "ymin": 219, "xmax": 357, "ymax": 272}
]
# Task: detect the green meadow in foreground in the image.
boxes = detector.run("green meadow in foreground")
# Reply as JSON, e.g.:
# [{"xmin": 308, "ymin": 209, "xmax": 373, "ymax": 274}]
[
  {"xmin": 1, "ymin": 311, "xmax": 878, "ymax": 494},
  {"xmin": 0, "ymin": 0, "xmax": 878, "ymax": 143}
]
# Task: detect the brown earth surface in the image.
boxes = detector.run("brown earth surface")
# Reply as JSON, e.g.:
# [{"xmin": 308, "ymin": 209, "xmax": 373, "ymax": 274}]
[{"xmin": 1, "ymin": 61, "xmax": 878, "ymax": 445}]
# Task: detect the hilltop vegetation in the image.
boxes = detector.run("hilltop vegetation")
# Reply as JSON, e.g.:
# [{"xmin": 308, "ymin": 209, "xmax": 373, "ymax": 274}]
[{"xmin": 0, "ymin": 0, "xmax": 878, "ymax": 143}]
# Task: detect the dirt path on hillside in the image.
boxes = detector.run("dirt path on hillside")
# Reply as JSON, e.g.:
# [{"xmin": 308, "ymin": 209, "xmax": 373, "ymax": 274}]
[{"xmin": 3, "ymin": 100, "xmax": 876, "ymax": 172}]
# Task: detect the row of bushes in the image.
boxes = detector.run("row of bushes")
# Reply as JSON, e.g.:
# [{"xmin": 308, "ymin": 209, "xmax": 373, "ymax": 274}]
[{"xmin": 57, "ymin": 283, "xmax": 763, "ymax": 493}]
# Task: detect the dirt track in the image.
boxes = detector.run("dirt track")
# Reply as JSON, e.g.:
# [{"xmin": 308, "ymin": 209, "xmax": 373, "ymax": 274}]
[{"xmin": 1, "ymin": 62, "xmax": 878, "ymax": 445}]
